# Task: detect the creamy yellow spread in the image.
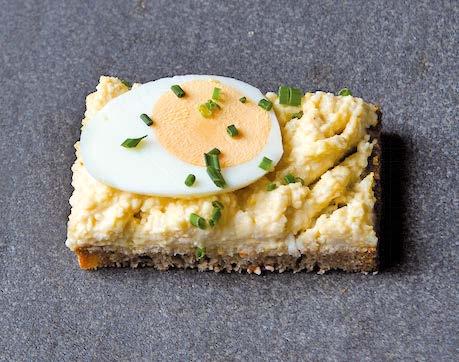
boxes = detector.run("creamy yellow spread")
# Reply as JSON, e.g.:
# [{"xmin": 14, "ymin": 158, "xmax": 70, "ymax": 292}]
[{"xmin": 67, "ymin": 76, "xmax": 379, "ymax": 256}]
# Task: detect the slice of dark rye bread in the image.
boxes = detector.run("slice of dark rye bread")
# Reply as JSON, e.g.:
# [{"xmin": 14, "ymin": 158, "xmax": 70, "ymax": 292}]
[{"xmin": 75, "ymin": 112, "xmax": 382, "ymax": 274}]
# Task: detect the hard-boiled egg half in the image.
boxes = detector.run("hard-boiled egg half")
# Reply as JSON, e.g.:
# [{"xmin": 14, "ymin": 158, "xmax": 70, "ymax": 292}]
[{"xmin": 80, "ymin": 75, "xmax": 283, "ymax": 197}]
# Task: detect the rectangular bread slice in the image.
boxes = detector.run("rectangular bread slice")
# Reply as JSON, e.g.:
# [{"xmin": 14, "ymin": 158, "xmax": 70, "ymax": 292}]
[{"xmin": 66, "ymin": 76, "xmax": 381, "ymax": 274}]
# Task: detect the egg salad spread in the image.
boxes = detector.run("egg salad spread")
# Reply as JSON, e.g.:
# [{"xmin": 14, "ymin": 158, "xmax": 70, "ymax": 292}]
[{"xmin": 67, "ymin": 76, "xmax": 380, "ymax": 271}]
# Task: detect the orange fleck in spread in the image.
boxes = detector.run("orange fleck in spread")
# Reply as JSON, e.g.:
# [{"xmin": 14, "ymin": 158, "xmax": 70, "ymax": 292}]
[{"xmin": 152, "ymin": 79, "xmax": 271, "ymax": 168}]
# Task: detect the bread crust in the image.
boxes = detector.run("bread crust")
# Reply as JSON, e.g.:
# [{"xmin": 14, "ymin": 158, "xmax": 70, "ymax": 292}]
[{"xmin": 76, "ymin": 247, "xmax": 377, "ymax": 273}]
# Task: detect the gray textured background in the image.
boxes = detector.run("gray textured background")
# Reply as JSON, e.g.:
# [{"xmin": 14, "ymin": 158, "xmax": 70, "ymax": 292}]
[{"xmin": 1, "ymin": 0, "xmax": 458, "ymax": 361}]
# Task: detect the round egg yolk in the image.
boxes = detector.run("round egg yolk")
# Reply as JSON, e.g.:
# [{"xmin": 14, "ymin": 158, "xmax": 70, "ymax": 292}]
[{"xmin": 152, "ymin": 79, "xmax": 271, "ymax": 168}]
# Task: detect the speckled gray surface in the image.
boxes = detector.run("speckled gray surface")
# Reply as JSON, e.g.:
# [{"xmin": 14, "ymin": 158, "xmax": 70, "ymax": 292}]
[{"xmin": 1, "ymin": 0, "xmax": 458, "ymax": 360}]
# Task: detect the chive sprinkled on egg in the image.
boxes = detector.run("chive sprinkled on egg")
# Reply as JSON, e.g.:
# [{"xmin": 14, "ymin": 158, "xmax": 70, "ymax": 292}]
[
  {"xmin": 290, "ymin": 111, "xmax": 303, "ymax": 120},
  {"xmin": 208, "ymin": 148, "xmax": 221, "ymax": 155},
  {"xmin": 278, "ymin": 86, "xmax": 303, "ymax": 106},
  {"xmin": 212, "ymin": 87, "xmax": 221, "ymax": 100},
  {"xmin": 338, "ymin": 87, "xmax": 352, "ymax": 96},
  {"xmin": 207, "ymin": 166, "xmax": 226, "ymax": 188},
  {"xmin": 198, "ymin": 99, "xmax": 220, "ymax": 118},
  {"xmin": 283, "ymin": 173, "xmax": 296, "ymax": 184},
  {"xmin": 283, "ymin": 174, "xmax": 304, "ymax": 185},
  {"xmin": 258, "ymin": 98, "xmax": 273, "ymax": 111},
  {"xmin": 289, "ymin": 87, "xmax": 303, "ymax": 106},
  {"xmin": 258, "ymin": 156, "xmax": 273, "ymax": 171},
  {"xmin": 206, "ymin": 99, "xmax": 220, "ymax": 110},
  {"xmin": 278, "ymin": 86, "xmax": 290, "ymax": 104},
  {"xmin": 171, "ymin": 84, "xmax": 185, "ymax": 98},
  {"xmin": 120, "ymin": 79, "xmax": 132, "ymax": 89},
  {"xmin": 212, "ymin": 200, "xmax": 224, "ymax": 209},
  {"xmin": 209, "ymin": 206, "xmax": 222, "ymax": 227},
  {"xmin": 239, "ymin": 96, "xmax": 247, "ymax": 103},
  {"xmin": 121, "ymin": 135, "xmax": 147, "ymax": 148},
  {"xmin": 198, "ymin": 104, "xmax": 212, "ymax": 118},
  {"xmin": 204, "ymin": 152, "xmax": 221, "ymax": 170},
  {"xmin": 226, "ymin": 124, "xmax": 239, "ymax": 137},
  {"xmin": 266, "ymin": 182, "xmax": 277, "ymax": 191},
  {"xmin": 190, "ymin": 213, "xmax": 207, "ymax": 229},
  {"xmin": 184, "ymin": 174, "xmax": 196, "ymax": 187},
  {"xmin": 209, "ymin": 200, "xmax": 224, "ymax": 227},
  {"xmin": 196, "ymin": 246, "xmax": 206, "ymax": 260},
  {"xmin": 140, "ymin": 113, "xmax": 153, "ymax": 126}
]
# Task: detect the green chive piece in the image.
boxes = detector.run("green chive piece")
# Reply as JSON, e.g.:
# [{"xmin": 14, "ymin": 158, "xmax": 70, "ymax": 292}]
[
  {"xmin": 212, "ymin": 200, "xmax": 224, "ymax": 209},
  {"xmin": 190, "ymin": 213, "xmax": 207, "ymax": 229},
  {"xmin": 284, "ymin": 173, "xmax": 296, "ymax": 184},
  {"xmin": 259, "ymin": 156, "xmax": 273, "ymax": 171},
  {"xmin": 208, "ymin": 148, "xmax": 221, "ymax": 155},
  {"xmin": 266, "ymin": 182, "xmax": 277, "ymax": 191},
  {"xmin": 278, "ymin": 86, "xmax": 290, "ymax": 105},
  {"xmin": 204, "ymin": 153, "xmax": 220, "ymax": 170},
  {"xmin": 290, "ymin": 111, "xmax": 303, "ymax": 120},
  {"xmin": 196, "ymin": 246, "xmax": 205, "ymax": 260},
  {"xmin": 258, "ymin": 99, "xmax": 273, "ymax": 111},
  {"xmin": 209, "ymin": 206, "xmax": 221, "ymax": 227},
  {"xmin": 289, "ymin": 87, "xmax": 303, "ymax": 106},
  {"xmin": 239, "ymin": 96, "xmax": 247, "ymax": 103},
  {"xmin": 278, "ymin": 86, "xmax": 303, "ymax": 106},
  {"xmin": 120, "ymin": 79, "xmax": 132, "ymax": 89},
  {"xmin": 226, "ymin": 124, "xmax": 239, "ymax": 137},
  {"xmin": 171, "ymin": 84, "xmax": 185, "ymax": 98},
  {"xmin": 140, "ymin": 113, "xmax": 153, "ymax": 126},
  {"xmin": 205, "ymin": 99, "xmax": 220, "ymax": 111},
  {"xmin": 121, "ymin": 135, "xmax": 147, "ymax": 148},
  {"xmin": 207, "ymin": 166, "xmax": 226, "ymax": 188},
  {"xmin": 198, "ymin": 104, "xmax": 212, "ymax": 118},
  {"xmin": 184, "ymin": 174, "xmax": 196, "ymax": 187},
  {"xmin": 295, "ymin": 177, "xmax": 305, "ymax": 185},
  {"xmin": 212, "ymin": 87, "xmax": 221, "ymax": 100},
  {"xmin": 338, "ymin": 87, "xmax": 352, "ymax": 96}
]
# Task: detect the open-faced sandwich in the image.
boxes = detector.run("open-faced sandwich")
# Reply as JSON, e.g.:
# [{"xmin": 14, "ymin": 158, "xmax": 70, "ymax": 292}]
[{"xmin": 66, "ymin": 75, "xmax": 381, "ymax": 273}]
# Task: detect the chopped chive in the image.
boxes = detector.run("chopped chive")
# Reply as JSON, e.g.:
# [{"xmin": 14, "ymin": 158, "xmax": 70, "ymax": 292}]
[
  {"xmin": 207, "ymin": 166, "xmax": 226, "ymax": 188},
  {"xmin": 120, "ymin": 79, "xmax": 132, "ymax": 89},
  {"xmin": 208, "ymin": 148, "xmax": 221, "ymax": 155},
  {"xmin": 278, "ymin": 86, "xmax": 290, "ymax": 105},
  {"xmin": 258, "ymin": 99, "xmax": 273, "ymax": 111},
  {"xmin": 196, "ymin": 246, "xmax": 206, "ymax": 260},
  {"xmin": 290, "ymin": 111, "xmax": 303, "ymax": 119},
  {"xmin": 212, "ymin": 87, "xmax": 221, "ymax": 100},
  {"xmin": 266, "ymin": 182, "xmax": 277, "ymax": 191},
  {"xmin": 212, "ymin": 200, "xmax": 224, "ymax": 209},
  {"xmin": 258, "ymin": 156, "xmax": 273, "ymax": 171},
  {"xmin": 278, "ymin": 86, "xmax": 303, "ymax": 106},
  {"xmin": 140, "ymin": 113, "xmax": 153, "ymax": 126},
  {"xmin": 205, "ymin": 99, "xmax": 220, "ymax": 111},
  {"xmin": 226, "ymin": 124, "xmax": 239, "ymax": 137},
  {"xmin": 198, "ymin": 104, "xmax": 212, "ymax": 118},
  {"xmin": 190, "ymin": 213, "xmax": 207, "ymax": 229},
  {"xmin": 338, "ymin": 87, "xmax": 352, "ymax": 96},
  {"xmin": 199, "ymin": 100, "xmax": 220, "ymax": 117},
  {"xmin": 171, "ymin": 84, "xmax": 185, "ymax": 98},
  {"xmin": 209, "ymin": 206, "xmax": 221, "ymax": 227},
  {"xmin": 295, "ymin": 176, "xmax": 305, "ymax": 185},
  {"xmin": 239, "ymin": 96, "xmax": 247, "ymax": 103},
  {"xmin": 121, "ymin": 135, "xmax": 147, "ymax": 148},
  {"xmin": 204, "ymin": 153, "xmax": 220, "ymax": 170},
  {"xmin": 289, "ymin": 87, "xmax": 303, "ymax": 106},
  {"xmin": 184, "ymin": 174, "xmax": 196, "ymax": 187},
  {"xmin": 284, "ymin": 173, "xmax": 296, "ymax": 184}
]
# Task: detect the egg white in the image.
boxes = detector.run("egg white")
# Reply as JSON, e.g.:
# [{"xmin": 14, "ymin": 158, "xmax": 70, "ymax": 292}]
[{"xmin": 80, "ymin": 75, "xmax": 283, "ymax": 197}]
